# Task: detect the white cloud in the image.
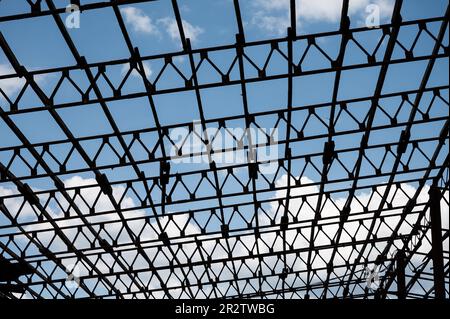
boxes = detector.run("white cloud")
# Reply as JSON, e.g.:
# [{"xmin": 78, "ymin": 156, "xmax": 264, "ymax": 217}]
[
  {"xmin": 250, "ymin": 0, "xmax": 395, "ymax": 34},
  {"xmin": 0, "ymin": 64, "xmax": 25, "ymax": 96},
  {"xmin": 173, "ymin": 55, "xmax": 186, "ymax": 64},
  {"xmin": 251, "ymin": 14, "xmax": 290, "ymax": 36},
  {"xmin": 120, "ymin": 61, "xmax": 152, "ymax": 79},
  {"xmin": 0, "ymin": 185, "xmax": 58, "ymax": 221},
  {"xmin": 264, "ymin": 175, "xmax": 449, "ymax": 286},
  {"xmin": 120, "ymin": 6, "xmax": 159, "ymax": 35},
  {"xmin": 158, "ymin": 17, "xmax": 204, "ymax": 43},
  {"xmin": 119, "ymin": 7, "xmax": 204, "ymax": 45},
  {"xmin": 4, "ymin": 173, "xmax": 448, "ymax": 298},
  {"xmin": 0, "ymin": 64, "xmax": 52, "ymax": 99}
]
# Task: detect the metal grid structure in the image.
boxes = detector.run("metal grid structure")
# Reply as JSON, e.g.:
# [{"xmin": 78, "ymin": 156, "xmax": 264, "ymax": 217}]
[{"xmin": 0, "ymin": 0, "xmax": 448, "ymax": 299}]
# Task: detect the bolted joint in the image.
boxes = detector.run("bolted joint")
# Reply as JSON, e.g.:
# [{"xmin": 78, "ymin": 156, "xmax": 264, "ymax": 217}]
[
  {"xmin": 159, "ymin": 232, "xmax": 170, "ymax": 245},
  {"xmin": 221, "ymin": 224, "xmax": 229, "ymax": 238},
  {"xmin": 397, "ymin": 130, "xmax": 410, "ymax": 154},
  {"xmin": 99, "ymin": 239, "xmax": 114, "ymax": 254},
  {"xmin": 160, "ymin": 161, "xmax": 171, "ymax": 185},
  {"xmin": 17, "ymin": 183, "xmax": 40, "ymax": 206},
  {"xmin": 323, "ymin": 140, "xmax": 335, "ymax": 165},
  {"xmin": 280, "ymin": 215, "xmax": 289, "ymax": 230},
  {"xmin": 95, "ymin": 172, "xmax": 113, "ymax": 196},
  {"xmin": 248, "ymin": 162, "xmax": 259, "ymax": 179}
]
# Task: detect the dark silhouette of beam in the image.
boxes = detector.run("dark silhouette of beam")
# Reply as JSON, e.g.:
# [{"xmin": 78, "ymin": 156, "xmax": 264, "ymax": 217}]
[{"xmin": 429, "ymin": 186, "xmax": 445, "ymax": 299}]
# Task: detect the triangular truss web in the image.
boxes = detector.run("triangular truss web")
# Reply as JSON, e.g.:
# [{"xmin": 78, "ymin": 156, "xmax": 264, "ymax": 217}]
[{"xmin": 0, "ymin": 0, "xmax": 448, "ymax": 299}]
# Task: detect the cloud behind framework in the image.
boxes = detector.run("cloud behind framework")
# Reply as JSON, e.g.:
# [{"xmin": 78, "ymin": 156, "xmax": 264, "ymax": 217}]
[
  {"xmin": 120, "ymin": 61, "xmax": 153, "ymax": 79},
  {"xmin": 2, "ymin": 173, "xmax": 447, "ymax": 297},
  {"xmin": 0, "ymin": 64, "xmax": 50, "ymax": 97},
  {"xmin": 157, "ymin": 17, "xmax": 204, "ymax": 43},
  {"xmin": 250, "ymin": 0, "xmax": 395, "ymax": 35},
  {"xmin": 120, "ymin": 6, "xmax": 160, "ymax": 35},
  {"xmin": 120, "ymin": 6, "xmax": 204, "ymax": 44}
]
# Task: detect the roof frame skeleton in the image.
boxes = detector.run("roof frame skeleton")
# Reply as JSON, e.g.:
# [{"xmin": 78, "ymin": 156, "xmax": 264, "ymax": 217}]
[{"xmin": 0, "ymin": 0, "xmax": 448, "ymax": 299}]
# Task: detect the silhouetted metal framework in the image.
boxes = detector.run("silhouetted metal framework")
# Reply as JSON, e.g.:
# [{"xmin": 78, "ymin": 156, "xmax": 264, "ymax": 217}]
[{"xmin": 0, "ymin": 0, "xmax": 448, "ymax": 299}]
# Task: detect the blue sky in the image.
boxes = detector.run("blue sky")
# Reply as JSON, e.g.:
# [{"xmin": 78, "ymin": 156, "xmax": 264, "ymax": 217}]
[
  {"xmin": 0, "ymin": 1, "xmax": 447, "ymax": 157},
  {"xmin": 0, "ymin": 0, "xmax": 447, "ymax": 190},
  {"xmin": 0, "ymin": 0, "xmax": 448, "ymax": 299}
]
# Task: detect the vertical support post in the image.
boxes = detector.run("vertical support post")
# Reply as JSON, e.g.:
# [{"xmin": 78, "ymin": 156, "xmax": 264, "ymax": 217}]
[
  {"xmin": 429, "ymin": 186, "xmax": 445, "ymax": 299},
  {"xmin": 396, "ymin": 250, "xmax": 406, "ymax": 299}
]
